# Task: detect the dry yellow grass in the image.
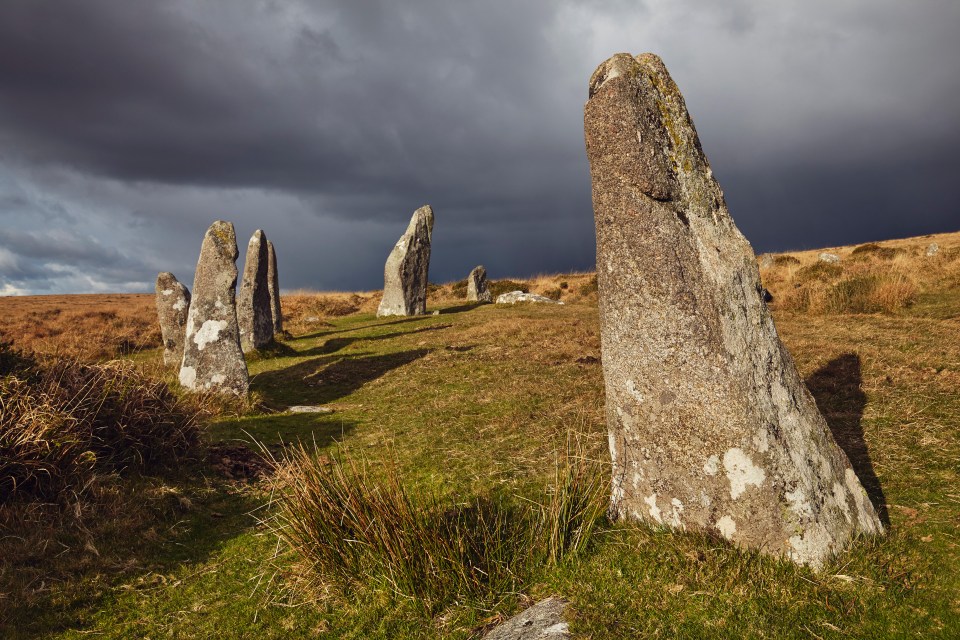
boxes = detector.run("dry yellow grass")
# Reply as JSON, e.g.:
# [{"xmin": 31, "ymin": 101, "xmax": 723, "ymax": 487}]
[
  {"xmin": 759, "ymin": 230, "xmax": 960, "ymax": 314},
  {"xmin": 0, "ymin": 293, "xmax": 160, "ymax": 360}
]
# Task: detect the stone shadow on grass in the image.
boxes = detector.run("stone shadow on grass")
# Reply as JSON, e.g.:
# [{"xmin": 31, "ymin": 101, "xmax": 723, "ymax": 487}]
[
  {"xmin": 806, "ymin": 353, "xmax": 890, "ymax": 526},
  {"xmin": 299, "ymin": 325, "xmax": 451, "ymax": 357},
  {"xmin": 252, "ymin": 349, "xmax": 431, "ymax": 406}
]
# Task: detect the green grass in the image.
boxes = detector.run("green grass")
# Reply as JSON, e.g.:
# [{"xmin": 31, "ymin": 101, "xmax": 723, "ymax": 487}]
[{"xmin": 2, "ymin": 292, "xmax": 959, "ymax": 638}]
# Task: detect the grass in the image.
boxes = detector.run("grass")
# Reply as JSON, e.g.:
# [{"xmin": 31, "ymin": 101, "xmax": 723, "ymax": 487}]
[{"xmin": 0, "ymin": 230, "xmax": 958, "ymax": 637}]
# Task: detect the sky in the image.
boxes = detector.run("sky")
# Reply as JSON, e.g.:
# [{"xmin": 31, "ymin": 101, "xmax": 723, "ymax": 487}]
[{"xmin": 0, "ymin": 0, "xmax": 958, "ymax": 295}]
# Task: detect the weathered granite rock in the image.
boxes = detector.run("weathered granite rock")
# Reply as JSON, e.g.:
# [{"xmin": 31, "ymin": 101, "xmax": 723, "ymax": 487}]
[
  {"xmin": 179, "ymin": 221, "xmax": 249, "ymax": 396},
  {"xmin": 237, "ymin": 229, "xmax": 273, "ymax": 351},
  {"xmin": 495, "ymin": 291, "xmax": 563, "ymax": 305},
  {"xmin": 266, "ymin": 239, "xmax": 283, "ymax": 336},
  {"xmin": 377, "ymin": 205, "xmax": 434, "ymax": 317},
  {"xmin": 926, "ymin": 242, "xmax": 940, "ymax": 257},
  {"xmin": 467, "ymin": 265, "xmax": 493, "ymax": 302},
  {"xmin": 758, "ymin": 254, "xmax": 774, "ymax": 269},
  {"xmin": 483, "ymin": 598, "xmax": 570, "ymax": 640},
  {"xmin": 819, "ymin": 252, "xmax": 840, "ymax": 263},
  {"xmin": 155, "ymin": 272, "xmax": 191, "ymax": 366},
  {"xmin": 287, "ymin": 405, "xmax": 335, "ymax": 414},
  {"xmin": 584, "ymin": 52, "xmax": 882, "ymax": 569}
]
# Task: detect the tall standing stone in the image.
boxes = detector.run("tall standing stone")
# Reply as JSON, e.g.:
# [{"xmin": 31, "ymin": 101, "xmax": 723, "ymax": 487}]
[
  {"xmin": 155, "ymin": 272, "xmax": 191, "ymax": 366},
  {"xmin": 466, "ymin": 265, "xmax": 492, "ymax": 303},
  {"xmin": 377, "ymin": 205, "xmax": 434, "ymax": 317},
  {"xmin": 237, "ymin": 229, "xmax": 273, "ymax": 351},
  {"xmin": 266, "ymin": 240, "xmax": 283, "ymax": 336},
  {"xmin": 584, "ymin": 53, "xmax": 882, "ymax": 568},
  {"xmin": 179, "ymin": 221, "xmax": 249, "ymax": 396}
]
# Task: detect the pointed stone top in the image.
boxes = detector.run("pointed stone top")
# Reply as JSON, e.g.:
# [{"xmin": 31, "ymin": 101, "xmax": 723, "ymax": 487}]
[
  {"xmin": 204, "ymin": 220, "xmax": 239, "ymax": 261},
  {"xmin": 408, "ymin": 205, "xmax": 434, "ymax": 237}
]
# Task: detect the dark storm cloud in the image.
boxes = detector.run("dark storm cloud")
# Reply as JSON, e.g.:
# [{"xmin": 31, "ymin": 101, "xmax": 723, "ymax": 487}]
[{"xmin": 0, "ymin": 0, "xmax": 958, "ymax": 294}]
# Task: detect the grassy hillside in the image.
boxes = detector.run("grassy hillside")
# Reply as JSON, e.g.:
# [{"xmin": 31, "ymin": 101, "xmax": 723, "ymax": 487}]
[{"xmin": 1, "ymin": 231, "xmax": 958, "ymax": 638}]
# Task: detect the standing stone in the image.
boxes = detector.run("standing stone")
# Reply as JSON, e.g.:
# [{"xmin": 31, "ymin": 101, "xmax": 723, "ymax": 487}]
[
  {"xmin": 377, "ymin": 205, "xmax": 434, "ymax": 317},
  {"xmin": 584, "ymin": 53, "xmax": 882, "ymax": 569},
  {"xmin": 237, "ymin": 229, "xmax": 273, "ymax": 351},
  {"xmin": 926, "ymin": 242, "xmax": 940, "ymax": 257},
  {"xmin": 179, "ymin": 221, "xmax": 249, "ymax": 396},
  {"xmin": 818, "ymin": 252, "xmax": 840, "ymax": 263},
  {"xmin": 266, "ymin": 240, "xmax": 283, "ymax": 336},
  {"xmin": 467, "ymin": 265, "xmax": 493, "ymax": 303},
  {"xmin": 155, "ymin": 272, "xmax": 191, "ymax": 367},
  {"xmin": 758, "ymin": 254, "xmax": 774, "ymax": 269}
]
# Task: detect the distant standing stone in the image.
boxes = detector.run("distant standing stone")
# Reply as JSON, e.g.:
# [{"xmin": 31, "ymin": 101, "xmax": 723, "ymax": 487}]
[
  {"xmin": 758, "ymin": 254, "xmax": 774, "ymax": 269},
  {"xmin": 483, "ymin": 597, "xmax": 570, "ymax": 640},
  {"xmin": 496, "ymin": 291, "xmax": 563, "ymax": 305},
  {"xmin": 926, "ymin": 242, "xmax": 940, "ymax": 257},
  {"xmin": 584, "ymin": 52, "xmax": 881, "ymax": 569},
  {"xmin": 179, "ymin": 221, "xmax": 249, "ymax": 396},
  {"xmin": 818, "ymin": 252, "xmax": 840, "ymax": 263},
  {"xmin": 237, "ymin": 229, "xmax": 273, "ymax": 351},
  {"xmin": 266, "ymin": 239, "xmax": 283, "ymax": 336},
  {"xmin": 155, "ymin": 272, "xmax": 191, "ymax": 367},
  {"xmin": 467, "ymin": 265, "xmax": 493, "ymax": 303},
  {"xmin": 377, "ymin": 205, "xmax": 434, "ymax": 317}
]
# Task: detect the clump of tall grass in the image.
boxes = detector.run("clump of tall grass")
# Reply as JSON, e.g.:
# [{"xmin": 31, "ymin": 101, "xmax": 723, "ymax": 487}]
[
  {"xmin": 266, "ymin": 437, "xmax": 606, "ymax": 614},
  {"xmin": 0, "ymin": 341, "xmax": 200, "ymax": 504}
]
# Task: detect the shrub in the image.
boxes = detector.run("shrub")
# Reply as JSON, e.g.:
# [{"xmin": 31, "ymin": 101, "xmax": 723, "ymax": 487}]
[
  {"xmin": 267, "ymin": 439, "xmax": 606, "ymax": 614},
  {"xmin": 488, "ymin": 279, "xmax": 530, "ymax": 298},
  {"xmin": 0, "ymin": 343, "xmax": 200, "ymax": 504},
  {"xmin": 850, "ymin": 243, "xmax": 903, "ymax": 260},
  {"xmin": 794, "ymin": 261, "xmax": 843, "ymax": 284},
  {"xmin": 773, "ymin": 255, "xmax": 801, "ymax": 266},
  {"xmin": 450, "ymin": 279, "xmax": 468, "ymax": 299}
]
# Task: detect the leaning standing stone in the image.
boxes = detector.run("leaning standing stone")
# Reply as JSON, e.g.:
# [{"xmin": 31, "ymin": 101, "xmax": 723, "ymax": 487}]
[
  {"xmin": 584, "ymin": 53, "xmax": 882, "ymax": 569},
  {"xmin": 467, "ymin": 265, "xmax": 492, "ymax": 303},
  {"xmin": 266, "ymin": 240, "xmax": 283, "ymax": 336},
  {"xmin": 179, "ymin": 221, "xmax": 249, "ymax": 396},
  {"xmin": 155, "ymin": 272, "xmax": 191, "ymax": 366},
  {"xmin": 237, "ymin": 229, "xmax": 273, "ymax": 351},
  {"xmin": 377, "ymin": 205, "xmax": 434, "ymax": 317}
]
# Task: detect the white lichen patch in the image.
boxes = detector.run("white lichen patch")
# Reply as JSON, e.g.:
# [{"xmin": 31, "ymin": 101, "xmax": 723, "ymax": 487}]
[
  {"xmin": 723, "ymin": 448, "xmax": 765, "ymax": 499},
  {"xmin": 788, "ymin": 523, "xmax": 837, "ymax": 569},
  {"xmin": 210, "ymin": 373, "xmax": 226, "ymax": 385},
  {"xmin": 785, "ymin": 486, "xmax": 813, "ymax": 520},
  {"xmin": 194, "ymin": 319, "xmax": 228, "ymax": 350},
  {"xmin": 716, "ymin": 515, "xmax": 736, "ymax": 540},
  {"xmin": 703, "ymin": 454, "xmax": 719, "ymax": 476},
  {"xmin": 832, "ymin": 482, "xmax": 852, "ymax": 523},
  {"xmin": 172, "ymin": 299, "xmax": 186, "ymax": 311},
  {"xmin": 666, "ymin": 497, "xmax": 684, "ymax": 528},
  {"xmin": 179, "ymin": 366, "xmax": 196, "ymax": 389},
  {"xmin": 753, "ymin": 427, "xmax": 769, "ymax": 453},
  {"xmin": 625, "ymin": 379, "xmax": 644, "ymax": 404},
  {"xmin": 632, "ymin": 472, "xmax": 644, "ymax": 487},
  {"xmin": 644, "ymin": 493, "xmax": 662, "ymax": 523},
  {"xmin": 162, "ymin": 289, "xmax": 174, "ymax": 296}
]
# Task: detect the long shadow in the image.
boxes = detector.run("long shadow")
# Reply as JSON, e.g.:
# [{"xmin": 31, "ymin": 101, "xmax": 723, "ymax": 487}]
[
  {"xmin": 252, "ymin": 348, "xmax": 431, "ymax": 406},
  {"xmin": 806, "ymin": 353, "xmax": 890, "ymax": 525},
  {"xmin": 438, "ymin": 302, "xmax": 484, "ymax": 314},
  {"xmin": 295, "ymin": 315, "xmax": 434, "ymax": 341},
  {"xmin": 298, "ymin": 324, "xmax": 452, "ymax": 357}
]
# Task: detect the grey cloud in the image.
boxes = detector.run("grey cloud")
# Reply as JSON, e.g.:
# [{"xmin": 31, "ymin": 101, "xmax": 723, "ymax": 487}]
[{"xmin": 0, "ymin": 0, "xmax": 957, "ymax": 295}]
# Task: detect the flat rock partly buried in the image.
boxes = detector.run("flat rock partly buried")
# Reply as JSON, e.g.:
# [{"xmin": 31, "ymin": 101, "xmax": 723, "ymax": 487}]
[
  {"xmin": 584, "ymin": 52, "xmax": 882, "ymax": 569},
  {"xmin": 377, "ymin": 205, "xmax": 434, "ymax": 317},
  {"xmin": 495, "ymin": 291, "xmax": 563, "ymax": 305},
  {"xmin": 179, "ymin": 220, "xmax": 249, "ymax": 396},
  {"xmin": 483, "ymin": 598, "xmax": 570, "ymax": 640}
]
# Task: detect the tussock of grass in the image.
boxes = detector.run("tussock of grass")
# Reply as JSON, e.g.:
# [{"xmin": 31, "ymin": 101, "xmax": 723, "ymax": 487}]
[
  {"xmin": 266, "ymin": 437, "xmax": 606, "ymax": 615},
  {"xmin": 0, "ymin": 342, "xmax": 200, "ymax": 504}
]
